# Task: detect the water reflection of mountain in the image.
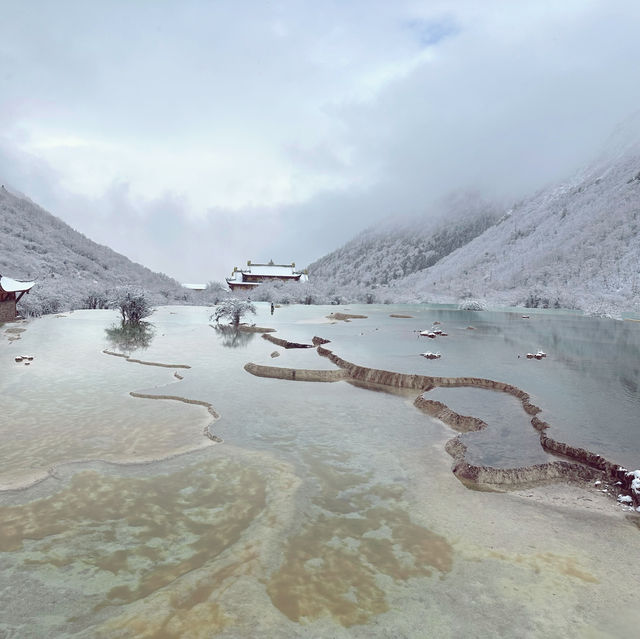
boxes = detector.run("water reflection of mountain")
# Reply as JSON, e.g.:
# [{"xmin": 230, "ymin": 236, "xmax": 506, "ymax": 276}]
[
  {"xmin": 521, "ymin": 317, "xmax": 639, "ymax": 389},
  {"xmin": 105, "ymin": 321, "xmax": 155, "ymax": 353},
  {"xmin": 450, "ymin": 311, "xmax": 639, "ymax": 398},
  {"xmin": 212, "ymin": 324, "xmax": 256, "ymax": 348}
]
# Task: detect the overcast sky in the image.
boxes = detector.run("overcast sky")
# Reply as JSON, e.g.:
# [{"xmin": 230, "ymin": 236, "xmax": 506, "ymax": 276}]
[{"xmin": 2, "ymin": 1, "xmax": 640, "ymax": 283}]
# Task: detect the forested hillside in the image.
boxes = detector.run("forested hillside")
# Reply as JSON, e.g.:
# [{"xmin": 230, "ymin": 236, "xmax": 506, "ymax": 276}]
[
  {"xmin": 388, "ymin": 141, "xmax": 640, "ymax": 315},
  {"xmin": 0, "ymin": 188, "xmax": 209, "ymax": 315},
  {"xmin": 3, "ymin": 129, "xmax": 639, "ymax": 318},
  {"xmin": 309, "ymin": 193, "xmax": 499, "ymax": 288},
  {"xmin": 302, "ymin": 134, "xmax": 640, "ymax": 316}
]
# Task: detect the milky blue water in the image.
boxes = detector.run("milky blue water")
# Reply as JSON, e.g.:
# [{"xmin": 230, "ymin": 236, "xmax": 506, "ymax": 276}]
[
  {"xmin": 0, "ymin": 304, "xmax": 638, "ymax": 638},
  {"xmin": 254, "ymin": 303, "xmax": 640, "ymax": 468}
]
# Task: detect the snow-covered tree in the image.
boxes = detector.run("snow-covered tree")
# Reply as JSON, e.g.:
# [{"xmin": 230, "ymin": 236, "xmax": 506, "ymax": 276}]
[
  {"xmin": 211, "ymin": 298, "xmax": 256, "ymax": 326},
  {"xmin": 113, "ymin": 287, "xmax": 153, "ymax": 324}
]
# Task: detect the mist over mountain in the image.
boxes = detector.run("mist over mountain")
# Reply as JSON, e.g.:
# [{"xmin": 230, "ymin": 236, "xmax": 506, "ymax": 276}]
[
  {"xmin": 309, "ymin": 192, "xmax": 500, "ymax": 288},
  {"xmin": 0, "ymin": 188, "xmax": 205, "ymax": 315},
  {"xmin": 307, "ymin": 125, "xmax": 640, "ymax": 316},
  {"xmin": 3, "ymin": 114, "xmax": 640, "ymax": 318},
  {"xmin": 390, "ymin": 141, "xmax": 640, "ymax": 314}
]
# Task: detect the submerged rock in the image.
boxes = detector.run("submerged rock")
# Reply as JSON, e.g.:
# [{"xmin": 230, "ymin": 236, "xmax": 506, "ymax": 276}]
[
  {"xmin": 245, "ymin": 362, "xmax": 346, "ymax": 382},
  {"xmin": 326, "ymin": 312, "xmax": 368, "ymax": 322},
  {"xmin": 262, "ymin": 334, "xmax": 313, "ymax": 349},
  {"xmin": 238, "ymin": 324, "xmax": 276, "ymax": 333}
]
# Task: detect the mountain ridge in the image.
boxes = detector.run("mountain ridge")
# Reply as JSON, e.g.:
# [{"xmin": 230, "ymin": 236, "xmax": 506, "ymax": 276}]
[
  {"xmin": 309, "ymin": 192, "xmax": 500, "ymax": 288},
  {"xmin": 0, "ymin": 187, "xmax": 199, "ymax": 315},
  {"xmin": 308, "ymin": 138, "xmax": 640, "ymax": 315}
]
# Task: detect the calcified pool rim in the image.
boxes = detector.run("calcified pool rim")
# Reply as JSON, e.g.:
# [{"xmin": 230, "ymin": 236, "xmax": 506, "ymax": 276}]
[
  {"xmin": 0, "ymin": 350, "xmax": 223, "ymax": 494},
  {"xmin": 3, "ymin": 307, "xmax": 640, "ymax": 638},
  {"xmin": 245, "ymin": 338, "xmax": 639, "ymax": 502}
]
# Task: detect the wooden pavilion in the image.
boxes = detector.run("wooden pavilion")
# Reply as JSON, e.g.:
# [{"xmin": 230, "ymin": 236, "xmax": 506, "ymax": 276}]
[
  {"xmin": 0, "ymin": 275, "xmax": 35, "ymax": 321},
  {"xmin": 226, "ymin": 260, "xmax": 308, "ymax": 292}
]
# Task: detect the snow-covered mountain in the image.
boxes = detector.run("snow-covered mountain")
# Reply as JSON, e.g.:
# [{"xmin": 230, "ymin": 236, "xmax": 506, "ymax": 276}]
[
  {"xmin": 309, "ymin": 192, "xmax": 499, "ymax": 289},
  {"xmin": 0, "ymin": 187, "xmax": 197, "ymax": 315},
  {"xmin": 309, "ymin": 132, "xmax": 640, "ymax": 315},
  {"xmin": 4, "ymin": 116, "xmax": 639, "ymax": 316},
  {"xmin": 391, "ymin": 143, "xmax": 640, "ymax": 314}
]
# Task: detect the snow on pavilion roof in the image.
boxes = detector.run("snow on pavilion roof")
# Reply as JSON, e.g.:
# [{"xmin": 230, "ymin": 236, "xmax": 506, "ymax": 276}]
[
  {"xmin": 0, "ymin": 276, "xmax": 35, "ymax": 293},
  {"xmin": 226, "ymin": 262, "xmax": 308, "ymax": 282},
  {"xmin": 244, "ymin": 264, "xmax": 298, "ymax": 277}
]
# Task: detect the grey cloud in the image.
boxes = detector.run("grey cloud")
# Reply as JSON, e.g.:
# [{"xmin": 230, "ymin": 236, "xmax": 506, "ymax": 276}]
[{"xmin": 2, "ymin": 2, "xmax": 640, "ymax": 282}]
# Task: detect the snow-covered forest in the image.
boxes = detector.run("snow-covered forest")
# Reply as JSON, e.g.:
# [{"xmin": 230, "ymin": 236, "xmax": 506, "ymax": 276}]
[
  {"xmin": 385, "ymin": 138, "xmax": 640, "ymax": 316},
  {"xmin": 309, "ymin": 192, "xmax": 499, "ymax": 288},
  {"xmin": 0, "ymin": 188, "xmax": 226, "ymax": 316},
  {"xmin": 2, "ymin": 125, "xmax": 640, "ymax": 318},
  {"xmin": 279, "ymin": 133, "xmax": 640, "ymax": 316}
]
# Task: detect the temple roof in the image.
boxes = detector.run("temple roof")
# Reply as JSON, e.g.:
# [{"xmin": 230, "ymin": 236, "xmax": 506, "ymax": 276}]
[
  {"xmin": 226, "ymin": 261, "xmax": 309, "ymax": 284},
  {"xmin": 244, "ymin": 264, "xmax": 299, "ymax": 277},
  {"xmin": 0, "ymin": 276, "xmax": 36, "ymax": 293}
]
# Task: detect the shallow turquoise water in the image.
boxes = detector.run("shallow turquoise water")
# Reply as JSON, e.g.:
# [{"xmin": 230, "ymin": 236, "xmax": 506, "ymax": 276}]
[
  {"xmin": 256, "ymin": 303, "xmax": 640, "ymax": 468},
  {"xmin": 0, "ymin": 304, "xmax": 638, "ymax": 638}
]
